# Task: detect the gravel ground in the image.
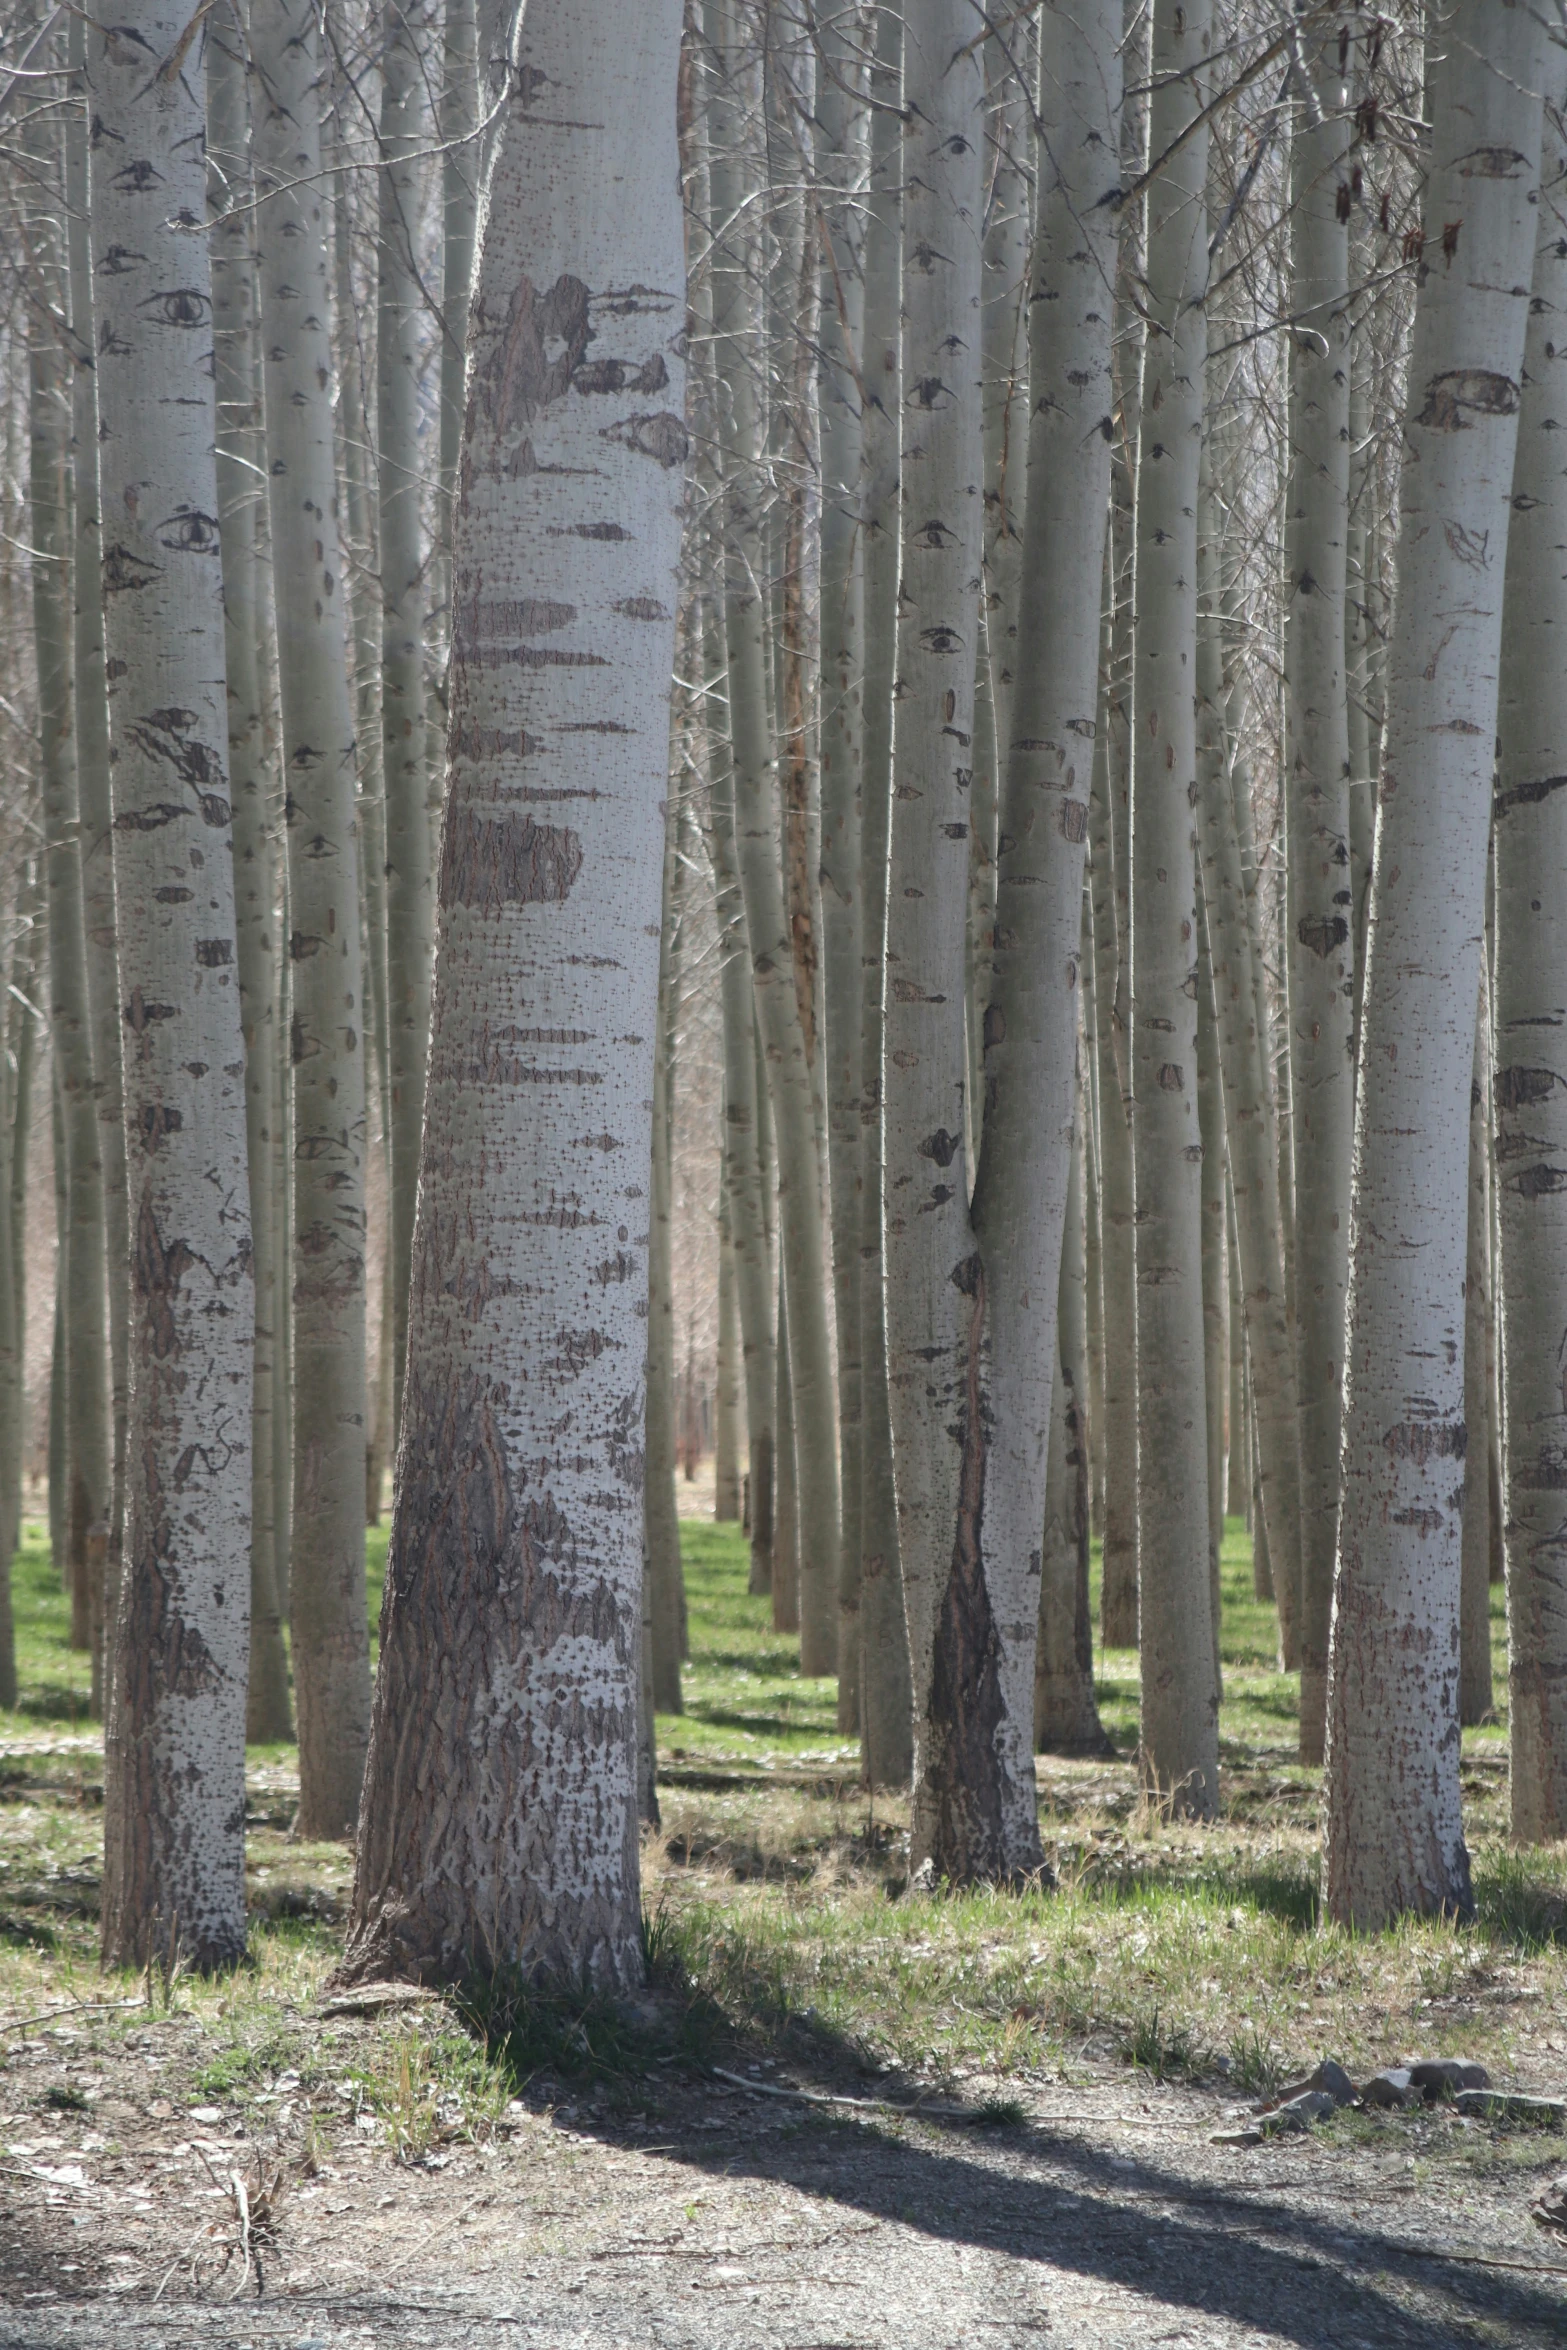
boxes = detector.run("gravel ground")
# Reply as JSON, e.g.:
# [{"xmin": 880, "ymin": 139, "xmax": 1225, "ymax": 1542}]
[{"xmin": 3, "ymin": 2051, "xmax": 1565, "ymax": 2349}]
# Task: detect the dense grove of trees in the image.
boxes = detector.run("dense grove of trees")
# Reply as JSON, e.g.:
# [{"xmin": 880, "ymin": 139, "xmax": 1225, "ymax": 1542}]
[{"xmin": 0, "ymin": 0, "xmax": 1559, "ymax": 1980}]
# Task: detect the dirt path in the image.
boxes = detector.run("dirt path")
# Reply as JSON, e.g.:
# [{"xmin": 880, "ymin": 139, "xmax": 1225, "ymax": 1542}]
[{"xmin": 3, "ymin": 2050, "xmax": 1565, "ymax": 2348}]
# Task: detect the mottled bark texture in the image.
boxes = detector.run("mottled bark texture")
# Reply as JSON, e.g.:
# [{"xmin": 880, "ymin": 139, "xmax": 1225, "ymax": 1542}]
[
  {"xmin": 92, "ymin": 0, "xmax": 254, "ymax": 1972},
  {"xmin": 208, "ymin": 0, "xmax": 291, "ymax": 1745},
  {"xmin": 1324, "ymin": 0, "xmax": 1545, "ymax": 1927},
  {"xmin": 1284, "ymin": 22, "xmax": 1355, "ymax": 1763},
  {"xmin": 1495, "ymin": 46, "xmax": 1567, "ymax": 1837},
  {"xmin": 886, "ymin": 0, "xmax": 1037, "ymax": 1884},
  {"xmin": 343, "ymin": 0, "xmax": 687, "ymax": 1990},
  {"xmin": 1130, "ymin": 0, "xmax": 1218, "ymax": 1815},
  {"xmin": 966, "ymin": 0, "xmax": 1123, "ymax": 1823},
  {"xmin": 253, "ymin": 0, "xmax": 372, "ymax": 1835}
]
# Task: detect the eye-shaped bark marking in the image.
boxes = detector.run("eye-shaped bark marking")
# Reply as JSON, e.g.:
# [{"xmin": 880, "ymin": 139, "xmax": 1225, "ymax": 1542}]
[
  {"xmin": 1381, "ymin": 1421, "xmax": 1467, "ymax": 1464},
  {"xmin": 102, "ymin": 542, "xmax": 160, "ymax": 594},
  {"xmin": 598, "ymin": 410, "xmax": 688, "ymax": 466},
  {"xmin": 1495, "ymin": 1064, "xmax": 1560, "ymax": 1112},
  {"xmin": 1415, "ymin": 368, "xmax": 1519, "ymax": 430},
  {"xmin": 442, "ymin": 804, "xmax": 583, "ymax": 909},
  {"xmin": 1297, "ymin": 911, "xmax": 1350, "ymax": 958},
  {"xmin": 138, "ymin": 287, "xmax": 210, "ymax": 329},
  {"xmin": 476, "ymin": 272, "xmax": 591, "ymax": 436}
]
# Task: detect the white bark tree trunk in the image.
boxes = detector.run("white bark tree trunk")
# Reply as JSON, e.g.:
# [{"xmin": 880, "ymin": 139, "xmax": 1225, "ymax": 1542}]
[
  {"xmin": 1460, "ymin": 958, "xmax": 1494, "ymax": 1727},
  {"xmin": 1324, "ymin": 0, "xmax": 1546, "ymax": 1926},
  {"xmin": 1494, "ymin": 42, "xmax": 1567, "ymax": 1836},
  {"xmin": 1129, "ymin": 0, "xmax": 1217, "ymax": 1814},
  {"xmin": 344, "ymin": 0, "xmax": 687, "ymax": 1988},
  {"xmin": 252, "ymin": 0, "xmax": 373, "ymax": 1835},
  {"xmin": 92, "ymin": 0, "xmax": 254, "ymax": 1971},
  {"xmin": 1284, "ymin": 23, "xmax": 1355, "ymax": 1762}
]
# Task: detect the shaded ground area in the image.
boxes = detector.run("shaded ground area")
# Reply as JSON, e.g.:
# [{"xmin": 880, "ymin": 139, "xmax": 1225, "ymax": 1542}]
[{"xmin": 1, "ymin": 1509, "xmax": 1565, "ymax": 2346}]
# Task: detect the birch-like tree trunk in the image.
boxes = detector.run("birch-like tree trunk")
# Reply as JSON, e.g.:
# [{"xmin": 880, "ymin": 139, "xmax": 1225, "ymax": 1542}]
[
  {"xmin": 646, "ymin": 786, "xmax": 683, "ymax": 1712},
  {"xmin": 1460, "ymin": 961, "xmax": 1494, "ymax": 1727},
  {"xmin": 92, "ymin": 0, "xmax": 254, "ymax": 1971},
  {"xmin": 343, "ymin": 0, "xmax": 687, "ymax": 1989},
  {"xmin": 1325, "ymin": 0, "xmax": 1546, "ymax": 1926},
  {"xmin": 885, "ymin": 0, "xmax": 1030, "ymax": 1882},
  {"xmin": 208, "ymin": 0, "xmax": 291, "ymax": 1744},
  {"xmin": 709, "ymin": 0, "xmax": 839, "ymax": 1679},
  {"xmin": 857, "ymin": 1, "xmax": 912, "ymax": 1785},
  {"xmin": 380, "ymin": 0, "xmax": 434, "ymax": 1444},
  {"xmin": 1035, "ymin": 1040, "xmax": 1112, "ymax": 1756},
  {"xmin": 1284, "ymin": 24, "xmax": 1355, "ymax": 1762},
  {"xmin": 252, "ymin": 0, "xmax": 373, "ymax": 1835},
  {"xmin": 66, "ymin": 10, "xmax": 128, "ymax": 1627},
  {"xmin": 1495, "ymin": 47, "xmax": 1567, "ymax": 1836},
  {"xmin": 1128, "ymin": 0, "xmax": 1217, "ymax": 1813}
]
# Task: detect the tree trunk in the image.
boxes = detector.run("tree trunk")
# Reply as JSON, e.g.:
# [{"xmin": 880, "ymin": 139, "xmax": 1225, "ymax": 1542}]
[
  {"xmin": 208, "ymin": 0, "xmax": 291, "ymax": 1746},
  {"xmin": 253, "ymin": 0, "xmax": 373, "ymax": 1835},
  {"xmin": 1226, "ymin": 1177, "xmax": 1247, "ymax": 1519},
  {"xmin": 1091, "ymin": 702, "xmax": 1138, "ymax": 1651},
  {"xmin": 380, "ymin": 0, "xmax": 434, "ymax": 1452},
  {"xmin": 1324, "ymin": 0, "xmax": 1545, "ymax": 1927},
  {"xmin": 646, "ymin": 787, "xmax": 683, "ymax": 1714},
  {"xmin": 1198, "ymin": 880, "xmax": 1226, "ymax": 1701},
  {"xmin": 1284, "ymin": 27, "xmax": 1355, "ymax": 1763},
  {"xmin": 65, "ymin": 10, "xmax": 129, "ymax": 1636},
  {"xmin": 1035, "ymin": 1040, "xmax": 1112, "ymax": 1757},
  {"xmin": 714, "ymin": 1187, "xmax": 743, "ymax": 1521},
  {"xmin": 343, "ymin": 0, "xmax": 687, "ymax": 1990},
  {"xmin": 1128, "ymin": 0, "xmax": 1217, "ymax": 1815},
  {"xmin": 709, "ymin": 0, "xmax": 839, "ymax": 1682},
  {"xmin": 816, "ymin": 5, "xmax": 866, "ymax": 1737},
  {"xmin": 92, "ymin": 0, "xmax": 254, "ymax": 1971},
  {"xmin": 1460, "ymin": 963, "xmax": 1494, "ymax": 1728},
  {"xmin": 856, "ymin": 0, "xmax": 912, "ymax": 1790},
  {"xmin": 772, "ymin": 1272, "xmax": 800, "ymax": 1636},
  {"xmin": 1495, "ymin": 45, "xmax": 1567, "ymax": 1836}
]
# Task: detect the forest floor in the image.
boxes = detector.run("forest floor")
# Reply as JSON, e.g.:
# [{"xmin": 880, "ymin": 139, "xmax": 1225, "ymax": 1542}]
[{"xmin": 1, "ymin": 1493, "xmax": 1566, "ymax": 2346}]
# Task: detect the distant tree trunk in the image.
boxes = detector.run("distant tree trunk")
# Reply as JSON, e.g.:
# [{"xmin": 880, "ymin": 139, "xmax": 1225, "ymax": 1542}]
[
  {"xmin": 856, "ymin": 0, "xmax": 912, "ymax": 1789},
  {"xmin": 714, "ymin": 1189, "xmax": 743, "ymax": 1521},
  {"xmin": 93, "ymin": 0, "xmax": 254, "ymax": 1972},
  {"xmin": 1129, "ymin": 0, "xmax": 1217, "ymax": 1815},
  {"xmin": 1325, "ymin": 0, "xmax": 1545, "ymax": 1927},
  {"xmin": 31, "ymin": 188, "xmax": 112, "ymax": 1705},
  {"xmin": 1036, "ymin": 1045, "xmax": 1112, "ymax": 1757},
  {"xmin": 1226, "ymin": 1179, "xmax": 1247, "ymax": 1520},
  {"xmin": 772, "ymin": 1274, "xmax": 800, "ymax": 1636},
  {"xmin": 380, "ymin": 0, "xmax": 434, "ymax": 1451},
  {"xmin": 65, "ymin": 10, "xmax": 128, "ymax": 1633},
  {"xmin": 816, "ymin": 4, "xmax": 866, "ymax": 1735},
  {"xmin": 646, "ymin": 790, "xmax": 683, "ymax": 1714},
  {"xmin": 343, "ymin": 0, "xmax": 687, "ymax": 1989},
  {"xmin": 1495, "ymin": 47, "xmax": 1567, "ymax": 1837},
  {"xmin": 1460, "ymin": 964, "xmax": 1494, "ymax": 1727},
  {"xmin": 709, "ymin": 0, "xmax": 839, "ymax": 1680},
  {"xmin": 1198, "ymin": 885, "xmax": 1225, "ymax": 1700},
  {"xmin": 1090, "ymin": 707, "xmax": 1138, "ymax": 1652},
  {"xmin": 208, "ymin": 0, "xmax": 291, "ymax": 1746},
  {"xmin": 253, "ymin": 0, "xmax": 373, "ymax": 1836},
  {"xmin": 3, "ymin": 867, "xmax": 42, "ymax": 1601},
  {"xmin": 1284, "ymin": 23, "xmax": 1355, "ymax": 1764}
]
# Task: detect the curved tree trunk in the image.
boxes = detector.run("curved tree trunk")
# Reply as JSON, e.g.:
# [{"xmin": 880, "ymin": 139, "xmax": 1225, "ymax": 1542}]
[
  {"xmin": 1284, "ymin": 26, "xmax": 1355, "ymax": 1763},
  {"xmin": 92, "ymin": 0, "xmax": 254, "ymax": 1971},
  {"xmin": 1324, "ymin": 0, "xmax": 1545, "ymax": 1927},
  {"xmin": 343, "ymin": 0, "xmax": 687, "ymax": 1990},
  {"xmin": 253, "ymin": 0, "xmax": 373, "ymax": 1836},
  {"xmin": 1128, "ymin": 0, "xmax": 1217, "ymax": 1815},
  {"xmin": 1495, "ymin": 47, "xmax": 1567, "ymax": 1837}
]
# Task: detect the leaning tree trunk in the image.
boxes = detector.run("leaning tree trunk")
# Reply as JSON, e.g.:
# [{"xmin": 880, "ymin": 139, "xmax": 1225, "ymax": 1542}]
[
  {"xmin": 1495, "ymin": 46, "xmax": 1567, "ymax": 1838},
  {"xmin": 857, "ymin": 0, "xmax": 913, "ymax": 1787},
  {"xmin": 208, "ymin": 0, "xmax": 292, "ymax": 1744},
  {"xmin": 1128, "ymin": 0, "xmax": 1217, "ymax": 1815},
  {"xmin": 252, "ymin": 0, "xmax": 373, "ymax": 1836},
  {"xmin": 91, "ymin": 0, "xmax": 255, "ymax": 1972},
  {"xmin": 342, "ymin": 0, "xmax": 687, "ymax": 1990},
  {"xmin": 1283, "ymin": 25, "xmax": 1355, "ymax": 1763},
  {"xmin": 1324, "ymin": 0, "xmax": 1546, "ymax": 1928}
]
